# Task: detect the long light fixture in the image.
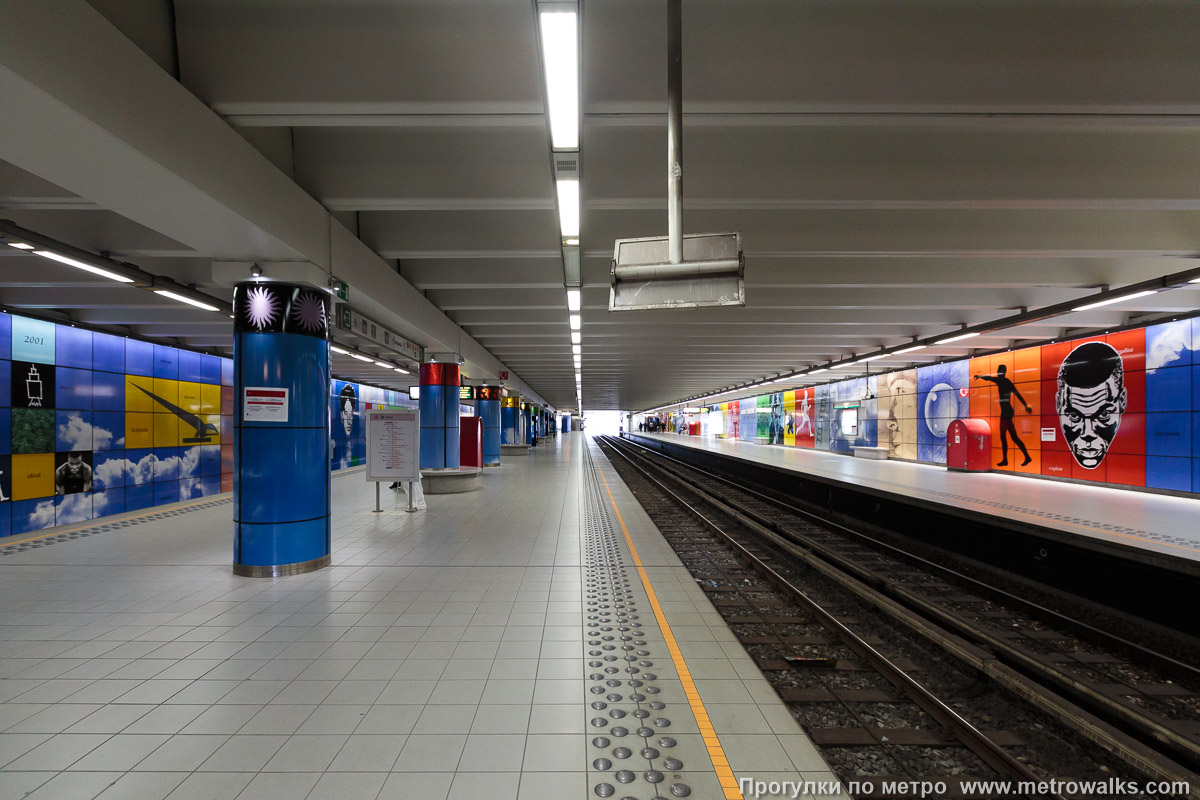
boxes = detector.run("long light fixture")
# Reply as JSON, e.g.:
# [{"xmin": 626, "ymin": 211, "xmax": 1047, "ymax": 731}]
[
  {"xmin": 8, "ymin": 242, "xmax": 34, "ymax": 250},
  {"xmin": 36, "ymin": 250, "xmax": 135, "ymax": 283},
  {"xmin": 538, "ymin": 9, "xmax": 579, "ymax": 149},
  {"xmin": 373, "ymin": 361, "xmax": 393, "ymax": 368},
  {"xmin": 330, "ymin": 346, "xmax": 348, "ymax": 354},
  {"xmin": 571, "ymin": 331, "xmax": 581, "ymax": 344},
  {"xmin": 567, "ymin": 289, "xmax": 581, "ymax": 311},
  {"xmin": 394, "ymin": 367, "xmax": 409, "ymax": 374},
  {"xmin": 808, "ymin": 368, "xmax": 829, "ymax": 375},
  {"xmin": 1072, "ymin": 289, "xmax": 1158, "ymax": 312},
  {"xmin": 556, "ymin": 179, "xmax": 580, "ymax": 237},
  {"xmin": 349, "ymin": 353, "xmax": 373, "ymax": 363},
  {"xmin": 154, "ymin": 289, "xmax": 219, "ymax": 312},
  {"xmin": 938, "ymin": 331, "xmax": 980, "ymax": 344},
  {"xmin": 894, "ymin": 344, "xmax": 926, "ymax": 354},
  {"xmin": 569, "ymin": 313, "xmax": 581, "ymax": 330}
]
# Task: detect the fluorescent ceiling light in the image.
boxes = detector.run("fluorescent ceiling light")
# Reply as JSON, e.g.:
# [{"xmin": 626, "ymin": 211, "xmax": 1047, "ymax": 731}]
[
  {"xmin": 1191, "ymin": 277, "xmax": 1200, "ymax": 284},
  {"xmin": 1071, "ymin": 289, "xmax": 1158, "ymax": 312},
  {"xmin": 374, "ymin": 361, "xmax": 392, "ymax": 368},
  {"xmin": 571, "ymin": 331, "xmax": 581, "ymax": 344},
  {"xmin": 860, "ymin": 354, "xmax": 887, "ymax": 362},
  {"xmin": 539, "ymin": 10, "xmax": 579, "ymax": 149},
  {"xmin": 567, "ymin": 289, "xmax": 581, "ymax": 311},
  {"xmin": 572, "ymin": 344, "xmax": 581, "ymax": 355},
  {"xmin": 564, "ymin": 237, "xmax": 580, "ymax": 246},
  {"xmin": 808, "ymin": 368, "xmax": 829, "ymax": 374},
  {"xmin": 894, "ymin": 345, "xmax": 926, "ymax": 355},
  {"xmin": 556, "ymin": 179, "xmax": 580, "ymax": 237},
  {"xmin": 330, "ymin": 346, "xmax": 348, "ymax": 354},
  {"xmin": 938, "ymin": 332, "xmax": 980, "ymax": 344},
  {"xmin": 154, "ymin": 289, "xmax": 219, "ymax": 312},
  {"xmin": 569, "ymin": 313, "xmax": 581, "ymax": 330},
  {"xmin": 36, "ymin": 250, "xmax": 135, "ymax": 283},
  {"xmin": 349, "ymin": 352, "xmax": 373, "ymax": 362},
  {"xmin": 831, "ymin": 362, "xmax": 857, "ymax": 368},
  {"xmin": 8, "ymin": 242, "xmax": 34, "ymax": 250},
  {"xmin": 394, "ymin": 367, "xmax": 409, "ymax": 374}
]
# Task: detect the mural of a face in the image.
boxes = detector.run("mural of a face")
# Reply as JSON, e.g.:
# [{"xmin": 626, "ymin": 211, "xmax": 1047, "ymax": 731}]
[
  {"xmin": 339, "ymin": 384, "xmax": 357, "ymax": 436},
  {"xmin": 1056, "ymin": 341, "xmax": 1127, "ymax": 469}
]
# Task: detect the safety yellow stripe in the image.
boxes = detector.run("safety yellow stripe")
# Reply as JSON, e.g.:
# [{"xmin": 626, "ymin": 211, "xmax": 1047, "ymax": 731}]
[{"xmin": 595, "ymin": 461, "xmax": 745, "ymax": 800}]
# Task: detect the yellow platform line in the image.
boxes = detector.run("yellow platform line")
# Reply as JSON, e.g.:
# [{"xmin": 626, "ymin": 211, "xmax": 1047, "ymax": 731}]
[
  {"xmin": 1, "ymin": 494, "xmax": 227, "ymax": 548},
  {"xmin": 596, "ymin": 461, "xmax": 745, "ymax": 800}
]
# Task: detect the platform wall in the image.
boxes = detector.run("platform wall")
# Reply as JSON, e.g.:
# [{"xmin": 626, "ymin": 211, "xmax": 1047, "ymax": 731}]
[
  {"xmin": 1, "ymin": 313, "xmax": 235, "ymax": 537},
  {"xmin": 665, "ymin": 317, "xmax": 1200, "ymax": 496}
]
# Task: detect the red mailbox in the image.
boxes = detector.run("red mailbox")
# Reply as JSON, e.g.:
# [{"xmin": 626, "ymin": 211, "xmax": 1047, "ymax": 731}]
[
  {"xmin": 460, "ymin": 417, "xmax": 483, "ymax": 469},
  {"xmin": 946, "ymin": 418, "xmax": 992, "ymax": 471}
]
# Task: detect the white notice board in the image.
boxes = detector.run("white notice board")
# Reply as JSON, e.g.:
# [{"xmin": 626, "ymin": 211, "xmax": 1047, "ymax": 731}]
[
  {"xmin": 366, "ymin": 409, "xmax": 420, "ymax": 482},
  {"xmin": 244, "ymin": 387, "xmax": 289, "ymax": 422}
]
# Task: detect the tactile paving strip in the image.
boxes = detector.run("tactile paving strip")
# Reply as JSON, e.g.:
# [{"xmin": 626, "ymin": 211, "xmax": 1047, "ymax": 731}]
[
  {"xmin": 0, "ymin": 497, "xmax": 233, "ymax": 557},
  {"xmin": 584, "ymin": 448, "xmax": 691, "ymax": 800}
]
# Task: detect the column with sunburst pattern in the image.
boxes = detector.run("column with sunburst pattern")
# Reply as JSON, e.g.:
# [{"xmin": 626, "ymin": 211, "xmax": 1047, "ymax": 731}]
[{"xmin": 231, "ymin": 281, "xmax": 332, "ymax": 577}]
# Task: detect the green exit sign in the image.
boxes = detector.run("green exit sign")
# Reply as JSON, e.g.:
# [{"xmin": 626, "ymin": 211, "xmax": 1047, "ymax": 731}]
[{"xmin": 335, "ymin": 281, "xmax": 349, "ymax": 301}]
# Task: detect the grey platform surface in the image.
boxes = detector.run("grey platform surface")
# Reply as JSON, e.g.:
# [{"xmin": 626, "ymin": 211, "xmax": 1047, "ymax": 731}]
[
  {"xmin": 631, "ymin": 433, "xmax": 1200, "ymax": 567},
  {"xmin": 0, "ymin": 433, "xmax": 836, "ymax": 800}
]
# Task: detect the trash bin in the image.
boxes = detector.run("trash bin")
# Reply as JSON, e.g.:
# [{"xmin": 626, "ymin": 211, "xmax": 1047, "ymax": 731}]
[{"xmin": 947, "ymin": 418, "xmax": 992, "ymax": 471}]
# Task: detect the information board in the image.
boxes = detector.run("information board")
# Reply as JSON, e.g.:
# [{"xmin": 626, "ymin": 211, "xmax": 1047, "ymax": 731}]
[
  {"xmin": 366, "ymin": 409, "xmax": 420, "ymax": 482},
  {"xmin": 243, "ymin": 387, "xmax": 289, "ymax": 422}
]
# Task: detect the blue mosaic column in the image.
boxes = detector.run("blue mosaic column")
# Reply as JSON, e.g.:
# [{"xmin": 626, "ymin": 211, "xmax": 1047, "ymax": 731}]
[
  {"xmin": 501, "ymin": 396, "xmax": 521, "ymax": 445},
  {"xmin": 524, "ymin": 403, "xmax": 533, "ymax": 444},
  {"xmin": 233, "ymin": 282, "xmax": 331, "ymax": 577},
  {"xmin": 419, "ymin": 362, "xmax": 461, "ymax": 469},
  {"xmin": 479, "ymin": 385, "xmax": 502, "ymax": 466}
]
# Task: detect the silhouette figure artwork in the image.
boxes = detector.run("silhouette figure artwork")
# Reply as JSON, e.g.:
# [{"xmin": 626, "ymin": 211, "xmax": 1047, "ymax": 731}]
[
  {"xmin": 973, "ymin": 365, "xmax": 1032, "ymax": 466},
  {"xmin": 1055, "ymin": 342, "xmax": 1127, "ymax": 469}
]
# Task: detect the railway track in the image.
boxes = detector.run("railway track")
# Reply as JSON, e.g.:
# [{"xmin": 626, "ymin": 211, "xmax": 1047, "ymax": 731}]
[{"xmin": 597, "ymin": 435, "xmax": 1200, "ymax": 799}]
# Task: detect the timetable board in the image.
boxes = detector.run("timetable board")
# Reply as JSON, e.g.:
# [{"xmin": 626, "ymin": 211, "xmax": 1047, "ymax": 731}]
[{"xmin": 366, "ymin": 409, "xmax": 420, "ymax": 482}]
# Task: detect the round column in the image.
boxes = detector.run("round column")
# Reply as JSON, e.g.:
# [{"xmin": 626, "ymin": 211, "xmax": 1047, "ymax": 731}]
[
  {"xmin": 233, "ymin": 281, "xmax": 331, "ymax": 577},
  {"xmin": 419, "ymin": 361, "xmax": 462, "ymax": 470},
  {"xmin": 478, "ymin": 385, "xmax": 502, "ymax": 466},
  {"xmin": 501, "ymin": 396, "xmax": 521, "ymax": 445}
]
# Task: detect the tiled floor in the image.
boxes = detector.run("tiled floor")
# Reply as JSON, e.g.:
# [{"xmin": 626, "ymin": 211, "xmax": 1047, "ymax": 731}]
[
  {"xmin": 0, "ymin": 433, "xmax": 835, "ymax": 800},
  {"xmin": 632, "ymin": 432, "xmax": 1200, "ymax": 566}
]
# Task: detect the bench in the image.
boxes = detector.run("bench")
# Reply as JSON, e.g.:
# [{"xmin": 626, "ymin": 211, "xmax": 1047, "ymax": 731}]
[{"xmin": 853, "ymin": 446, "xmax": 889, "ymax": 460}]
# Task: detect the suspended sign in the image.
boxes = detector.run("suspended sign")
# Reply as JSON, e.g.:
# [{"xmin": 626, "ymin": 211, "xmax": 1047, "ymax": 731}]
[{"xmin": 335, "ymin": 304, "xmax": 421, "ymax": 362}]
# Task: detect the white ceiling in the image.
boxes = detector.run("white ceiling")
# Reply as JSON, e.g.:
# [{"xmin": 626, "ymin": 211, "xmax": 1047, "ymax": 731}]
[{"xmin": 3, "ymin": 0, "xmax": 1200, "ymax": 412}]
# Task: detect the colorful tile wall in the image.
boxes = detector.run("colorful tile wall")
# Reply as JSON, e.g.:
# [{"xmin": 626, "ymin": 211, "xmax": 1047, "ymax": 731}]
[
  {"xmin": 1, "ymin": 314, "xmax": 234, "ymax": 537},
  {"xmin": 693, "ymin": 317, "xmax": 1200, "ymax": 496}
]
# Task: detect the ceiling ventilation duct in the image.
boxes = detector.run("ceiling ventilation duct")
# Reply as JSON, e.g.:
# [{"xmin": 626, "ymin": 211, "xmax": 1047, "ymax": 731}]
[{"xmin": 609, "ymin": 0, "xmax": 744, "ymax": 312}]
